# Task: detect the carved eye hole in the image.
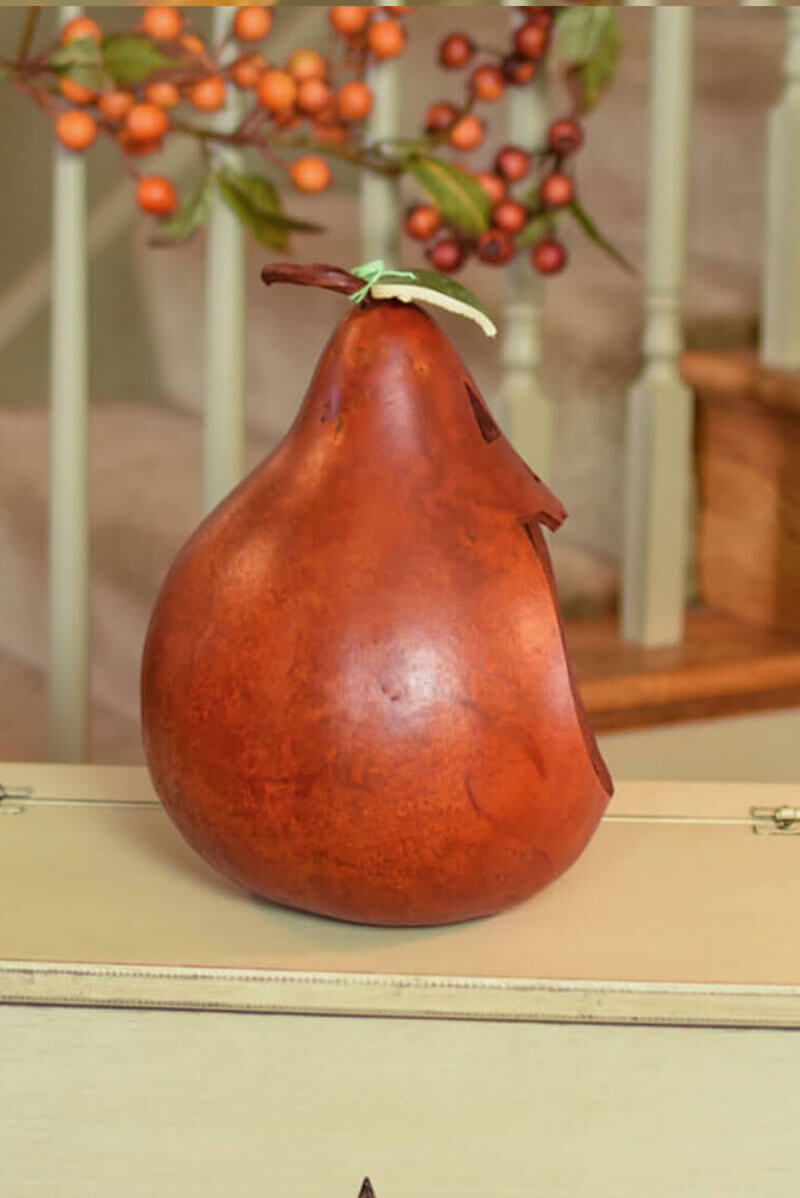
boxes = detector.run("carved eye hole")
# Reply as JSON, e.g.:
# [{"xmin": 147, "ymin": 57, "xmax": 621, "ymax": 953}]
[{"xmin": 464, "ymin": 381, "xmax": 500, "ymax": 443}]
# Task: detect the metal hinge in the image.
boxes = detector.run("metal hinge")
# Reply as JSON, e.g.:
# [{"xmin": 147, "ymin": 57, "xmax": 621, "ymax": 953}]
[
  {"xmin": 0, "ymin": 782, "xmax": 32, "ymax": 815},
  {"xmin": 750, "ymin": 805, "xmax": 800, "ymax": 835}
]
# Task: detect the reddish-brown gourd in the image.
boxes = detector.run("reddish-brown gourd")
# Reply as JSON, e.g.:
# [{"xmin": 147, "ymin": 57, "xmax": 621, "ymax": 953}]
[{"xmin": 141, "ymin": 264, "xmax": 612, "ymax": 926}]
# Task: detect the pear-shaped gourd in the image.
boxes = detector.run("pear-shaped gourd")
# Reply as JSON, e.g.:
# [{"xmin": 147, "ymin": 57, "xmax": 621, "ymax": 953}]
[{"xmin": 141, "ymin": 264, "xmax": 612, "ymax": 926}]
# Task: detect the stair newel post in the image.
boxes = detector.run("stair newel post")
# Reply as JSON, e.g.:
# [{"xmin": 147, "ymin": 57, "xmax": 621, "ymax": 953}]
[
  {"xmin": 621, "ymin": 6, "xmax": 694, "ymax": 648},
  {"xmin": 203, "ymin": 6, "xmax": 247, "ymax": 512},
  {"xmin": 761, "ymin": 7, "xmax": 800, "ymax": 369}
]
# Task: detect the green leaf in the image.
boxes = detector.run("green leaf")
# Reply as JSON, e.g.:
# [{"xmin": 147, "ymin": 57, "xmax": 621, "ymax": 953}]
[
  {"xmin": 216, "ymin": 167, "xmax": 323, "ymax": 250},
  {"xmin": 555, "ymin": 7, "xmax": 620, "ymax": 111},
  {"xmin": 362, "ymin": 267, "xmax": 497, "ymax": 338},
  {"xmin": 101, "ymin": 33, "xmax": 174, "ymax": 85},
  {"xmin": 150, "ymin": 175, "xmax": 215, "ymax": 247},
  {"xmin": 568, "ymin": 199, "xmax": 635, "ymax": 273},
  {"xmin": 406, "ymin": 156, "xmax": 490, "ymax": 236},
  {"xmin": 515, "ymin": 212, "xmax": 553, "ymax": 250},
  {"xmin": 48, "ymin": 36, "xmax": 110, "ymax": 90}
]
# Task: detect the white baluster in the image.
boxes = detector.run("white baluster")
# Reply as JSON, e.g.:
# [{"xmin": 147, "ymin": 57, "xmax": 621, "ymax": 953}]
[
  {"xmin": 360, "ymin": 0, "xmax": 401, "ymax": 264},
  {"xmin": 621, "ymin": 6, "xmax": 694, "ymax": 647},
  {"xmin": 204, "ymin": 7, "xmax": 246, "ymax": 511},
  {"xmin": 761, "ymin": 8, "xmax": 800, "ymax": 368},
  {"xmin": 48, "ymin": 6, "xmax": 91, "ymax": 761},
  {"xmin": 501, "ymin": 2, "xmax": 550, "ymax": 476}
]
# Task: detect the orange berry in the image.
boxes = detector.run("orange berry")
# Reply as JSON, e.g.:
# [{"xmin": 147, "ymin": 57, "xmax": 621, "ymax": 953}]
[
  {"xmin": 141, "ymin": 7, "xmax": 183, "ymax": 41},
  {"xmin": 59, "ymin": 77, "xmax": 96, "ymax": 105},
  {"xmin": 289, "ymin": 154, "xmax": 332, "ymax": 193},
  {"xmin": 448, "ymin": 113, "xmax": 484, "ymax": 151},
  {"xmin": 336, "ymin": 79, "xmax": 373, "ymax": 122},
  {"xmin": 405, "ymin": 204, "xmax": 440, "ymax": 240},
  {"xmin": 329, "ymin": 6, "xmax": 369, "ymax": 36},
  {"xmin": 272, "ymin": 108, "xmax": 299, "ymax": 130},
  {"xmin": 231, "ymin": 52, "xmax": 266, "ymax": 89},
  {"xmin": 286, "ymin": 48, "xmax": 327, "ymax": 82},
  {"xmin": 60, "ymin": 16, "xmax": 101, "ymax": 46},
  {"xmin": 136, "ymin": 173, "xmax": 178, "ymax": 215},
  {"xmin": 233, "ymin": 6, "xmax": 273, "ymax": 42},
  {"xmin": 98, "ymin": 90, "xmax": 135, "ymax": 122},
  {"xmin": 257, "ymin": 68, "xmax": 297, "ymax": 111},
  {"xmin": 367, "ymin": 16, "xmax": 405, "ymax": 60},
  {"xmin": 471, "ymin": 64, "xmax": 505, "ymax": 102},
  {"xmin": 119, "ymin": 130, "xmax": 162, "ymax": 157},
  {"xmin": 145, "ymin": 80, "xmax": 181, "ymax": 109},
  {"xmin": 189, "ymin": 75, "xmax": 226, "ymax": 112},
  {"xmin": 126, "ymin": 102, "xmax": 170, "ymax": 142},
  {"xmin": 475, "ymin": 170, "xmax": 506, "ymax": 205},
  {"xmin": 297, "ymin": 77, "xmax": 332, "ymax": 115},
  {"xmin": 179, "ymin": 32, "xmax": 206, "ymax": 56},
  {"xmin": 56, "ymin": 109, "xmax": 97, "ymax": 151},
  {"xmin": 312, "ymin": 121, "xmax": 349, "ymax": 146}
]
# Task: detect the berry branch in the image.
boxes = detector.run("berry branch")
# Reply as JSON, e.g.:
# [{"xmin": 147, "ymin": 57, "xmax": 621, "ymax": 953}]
[{"xmin": 2, "ymin": 4, "xmax": 629, "ymax": 278}]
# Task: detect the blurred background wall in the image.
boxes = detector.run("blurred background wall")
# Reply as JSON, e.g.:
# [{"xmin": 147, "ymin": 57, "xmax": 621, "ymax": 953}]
[{"xmin": 1, "ymin": 4, "xmax": 796, "ymax": 777}]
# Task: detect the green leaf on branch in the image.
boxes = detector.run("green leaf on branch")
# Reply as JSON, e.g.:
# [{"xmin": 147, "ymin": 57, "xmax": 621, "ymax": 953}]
[
  {"xmin": 555, "ymin": 6, "xmax": 620, "ymax": 112},
  {"xmin": 568, "ymin": 199, "xmax": 634, "ymax": 273},
  {"xmin": 150, "ymin": 175, "xmax": 215, "ymax": 247},
  {"xmin": 216, "ymin": 167, "xmax": 323, "ymax": 250},
  {"xmin": 406, "ymin": 156, "xmax": 490, "ymax": 236},
  {"xmin": 48, "ymin": 36, "xmax": 110, "ymax": 91},
  {"xmin": 102, "ymin": 34, "xmax": 174, "ymax": 85},
  {"xmin": 515, "ymin": 212, "xmax": 553, "ymax": 250}
]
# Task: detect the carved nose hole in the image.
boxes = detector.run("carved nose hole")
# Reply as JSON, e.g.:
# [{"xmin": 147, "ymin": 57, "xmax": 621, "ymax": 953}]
[{"xmin": 465, "ymin": 381, "xmax": 500, "ymax": 443}]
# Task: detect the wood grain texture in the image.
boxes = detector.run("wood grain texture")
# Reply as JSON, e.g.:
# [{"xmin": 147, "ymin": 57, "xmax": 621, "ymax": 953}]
[
  {"xmin": 683, "ymin": 347, "xmax": 800, "ymax": 636},
  {"xmin": 567, "ymin": 607, "xmax": 800, "ymax": 731}
]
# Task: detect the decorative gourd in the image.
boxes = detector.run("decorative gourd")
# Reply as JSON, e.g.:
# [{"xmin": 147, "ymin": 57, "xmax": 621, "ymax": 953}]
[{"xmin": 141, "ymin": 264, "xmax": 612, "ymax": 926}]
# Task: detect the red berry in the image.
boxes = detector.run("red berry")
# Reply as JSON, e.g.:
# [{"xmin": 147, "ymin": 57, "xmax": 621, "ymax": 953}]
[
  {"xmin": 548, "ymin": 118, "xmax": 584, "ymax": 156},
  {"xmin": 525, "ymin": 7, "xmax": 555, "ymax": 29},
  {"xmin": 477, "ymin": 228, "xmax": 514, "ymax": 266},
  {"xmin": 439, "ymin": 32, "xmax": 474, "ymax": 69},
  {"xmin": 471, "ymin": 64, "xmax": 505, "ymax": 102},
  {"xmin": 491, "ymin": 199, "xmax": 527, "ymax": 234},
  {"xmin": 531, "ymin": 237, "xmax": 567, "ymax": 274},
  {"xmin": 427, "ymin": 238, "xmax": 465, "ymax": 273},
  {"xmin": 476, "ymin": 171, "xmax": 506, "ymax": 205},
  {"xmin": 424, "ymin": 101, "xmax": 458, "ymax": 133},
  {"xmin": 405, "ymin": 204, "xmax": 441, "ymax": 240},
  {"xmin": 514, "ymin": 22, "xmax": 549, "ymax": 60},
  {"xmin": 540, "ymin": 171, "xmax": 574, "ymax": 209},
  {"xmin": 501, "ymin": 54, "xmax": 535, "ymax": 86},
  {"xmin": 494, "ymin": 144, "xmax": 531, "ymax": 182}
]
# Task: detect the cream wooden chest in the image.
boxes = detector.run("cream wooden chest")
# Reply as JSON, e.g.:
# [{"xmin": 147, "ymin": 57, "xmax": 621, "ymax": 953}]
[{"xmin": 2, "ymin": 763, "xmax": 799, "ymax": 1197}]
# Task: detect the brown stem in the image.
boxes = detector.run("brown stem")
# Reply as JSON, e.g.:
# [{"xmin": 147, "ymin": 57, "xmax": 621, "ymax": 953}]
[
  {"xmin": 17, "ymin": 6, "xmax": 40, "ymax": 63},
  {"xmin": 260, "ymin": 263, "xmax": 363, "ymax": 297}
]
